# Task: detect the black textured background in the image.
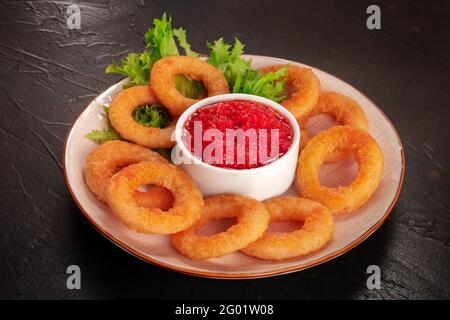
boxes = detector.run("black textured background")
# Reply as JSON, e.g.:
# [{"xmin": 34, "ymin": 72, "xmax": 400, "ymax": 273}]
[{"xmin": 0, "ymin": 0, "xmax": 449, "ymax": 299}]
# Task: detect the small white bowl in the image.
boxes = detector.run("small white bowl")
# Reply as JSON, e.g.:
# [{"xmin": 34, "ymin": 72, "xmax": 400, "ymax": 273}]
[{"xmin": 172, "ymin": 93, "xmax": 300, "ymax": 201}]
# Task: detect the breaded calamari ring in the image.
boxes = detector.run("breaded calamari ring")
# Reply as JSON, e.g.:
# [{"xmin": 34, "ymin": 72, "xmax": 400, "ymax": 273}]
[
  {"xmin": 109, "ymin": 85, "xmax": 176, "ymax": 148},
  {"xmin": 260, "ymin": 64, "xmax": 320, "ymax": 119},
  {"xmin": 150, "ymin": 56, "xmax": 229, "ymax": 116},
  {"xmin": 107, "ymin": 161, "xmax": 203, "ymax": 234},
  {"xmin": 84, "ymin": 140, "xmax": 173, "ymax": 210},
  {"xmin": 299, "ymin": 91, "xmax": 369, "ymax": 162},
  {"xmin": 171, "ymin": 195, "xmax": 269, "ymax": 260},
  {"xmin": 296, "ymin": 126, "xmax": 383, "ymax": 214},
  {"xmin": 241, "ymin": 197, "xmax": 334, "ymax": 260}
]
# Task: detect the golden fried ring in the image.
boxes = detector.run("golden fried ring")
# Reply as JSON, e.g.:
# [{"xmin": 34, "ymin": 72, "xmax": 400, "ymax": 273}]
[
  {"xmin": 107, "ymin": 161, "xmax": 203, "ymax": 234},
  {"xmin": 299, "ymin": 91, "xmax": 369, "ymax": 162},
  {"xmin": 109, "ymin": 85, "xmax": 176, "ymax": 148},
  {"xmin": 171, "ymin": 195, "xmax": 269, "ymax": 260},
  {"xmin": 296, "ymin": 126, "xmax": 383, "ymax": 214},
  {"xmin": 260, "ymin": 64, "xmax": 320, "ymax": 119},
  {"xmin": 84, "ymin": 140, "xmax": 172, "ymax": 210},
  {"xmin": 150, "ymin": 56, "xmax": 229, "ymax": 116},
  {"xmin": 241, "ymin": 197, "xmax": 334, "ymax": 260}
]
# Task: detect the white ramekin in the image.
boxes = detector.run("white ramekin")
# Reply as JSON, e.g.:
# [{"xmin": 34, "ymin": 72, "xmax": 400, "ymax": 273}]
[{"xmin": 172, "ymin": 93, "xmax": 300, "ymax": 201}]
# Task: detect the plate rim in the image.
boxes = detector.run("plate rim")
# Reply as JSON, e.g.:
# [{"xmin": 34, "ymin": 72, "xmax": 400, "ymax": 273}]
[{"xmin": 62, "ymin": 54, "xmax": 405, "ymax": 279}]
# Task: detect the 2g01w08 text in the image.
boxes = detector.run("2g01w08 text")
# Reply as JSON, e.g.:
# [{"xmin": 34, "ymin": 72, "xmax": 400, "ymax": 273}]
[{"xmin": 218, "ymin": 304, "xmax": 274, "ymax": 315}]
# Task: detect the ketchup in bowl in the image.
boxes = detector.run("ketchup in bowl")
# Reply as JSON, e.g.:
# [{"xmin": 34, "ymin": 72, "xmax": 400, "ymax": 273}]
[{"xmin": 182, "ymin": 100, "xmax": 293, "ymax": 169}]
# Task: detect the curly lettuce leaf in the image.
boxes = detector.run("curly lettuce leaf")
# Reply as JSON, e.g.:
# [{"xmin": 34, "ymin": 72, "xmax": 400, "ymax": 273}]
[
  {"xmin": 207, "ymin": 37, "xmax": 287, "ymax": 102},
  {"xmin": 207, "ymin": 38, "xmax": 232, "ymax": 71},
  {"xmin": 240, "ymin": 66, "xmax": 288, "ymax": 102},
  {"xmin": 173, "ymin": 28, "xmax": 199, "ymax": 57},
  {"xmin": 105, "ymin": 51, "xmax": 152, "ymax": 86},
  {"xmin": 144, "ymin": 13, "xmax": 180, "ymax": 60},
  {"xmin": 132, "ymin": 104, "xmax": 171, "ymax": 128},
  {"xmin": 207, "ymin": 38, "xmax": 252, "ymax": 88}
]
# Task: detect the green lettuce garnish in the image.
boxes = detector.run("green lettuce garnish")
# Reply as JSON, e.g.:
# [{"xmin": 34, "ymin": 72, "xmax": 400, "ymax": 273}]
[
  {"xmin": 105, "ymin": 52, "xmax": 153, "ymax": 87},
  {"xmin": 84, "ymin": 129, "xmax": 121, "ymax": 144},
  {"xmin": 173, "ymin": 28, "xmax": 199, "ymax": 57},
  {"xmin": 237, "ymin": 65, "xmax": 287, "ymax": 102},
  {"xmin": 105, "ymin": 14, "xmax": 287, "ymax": 102},
  {"xmin": 132, "ymin": 104, "xmax": 171, "ymax": 129},
  {"xmin": 144, "ymin": 13, "xmax": 182, "ymax": 60},
  {"xmin": 175, "ymin": 75, "xmax": 206, "ymax": 99},
  {"xmin": 207, "ymin": 38, "xmax": 287, "ymax": 102}
]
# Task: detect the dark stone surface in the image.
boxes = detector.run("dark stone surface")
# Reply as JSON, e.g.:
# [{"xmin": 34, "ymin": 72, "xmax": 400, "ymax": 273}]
[{"xmin": 0, "ymin": 0, "xmax": 449, "ymax": 299}]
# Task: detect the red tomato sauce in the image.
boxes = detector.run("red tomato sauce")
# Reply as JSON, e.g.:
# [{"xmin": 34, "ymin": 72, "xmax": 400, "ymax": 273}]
[{"xmin": 182, "ymin": 100, "xmax": 293, "ymax": 169}]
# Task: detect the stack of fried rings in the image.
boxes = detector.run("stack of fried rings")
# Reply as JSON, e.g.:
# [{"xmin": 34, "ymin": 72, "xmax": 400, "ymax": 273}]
[
  {"xmin": 85, "ymin": 142, "xmax": 337, "ymax": 259},
  {"xmin": 85, "ymin": 141, "xmax": 333, "ymax": 260},
  {"xmin": 107, "ymin": 161, "xmax": 204, "ymax": 234},
  {"xmin": 84, "ymin": 140, "xmax": 174, "ymax": 210},
  {"xmin": 84, "ymin": 140, "xmax": 336, "ymax": 258},
  {"xmin": 84, "ymin": 56, "xmax": 384, "ymax": 261}
]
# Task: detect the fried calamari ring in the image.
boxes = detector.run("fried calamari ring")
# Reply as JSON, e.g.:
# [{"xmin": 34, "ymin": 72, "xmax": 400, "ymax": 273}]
[
  {"xmin": 84, "ymin": 140, "xmax": 173, "ymax": 210},
  {"xmin": 299, "ymin": 91, "xmax": 368, "ymax": 162},
  {"xmin": 107, "ymin": 161, "xmax": 203, "ymax": 234},
  {"xmin": 171, "ymin": 195, "xmax": 269, "ymax": 260},
  {"xmin": 260, "ymin": 64, "xmax": 320, "ymax": 119},
  {"xmin": 108, "ymin": 85, "xmax": 175, "ymax": 148},
  {"xmin": 296, "ymin": 126, "xmax": 383, "ymax": 214},
  {"xmin": 241, "ymin": 197, "xmax": 334, "ymax": 260},
  {"xmin": 150, "ymin": 56, "xmax": 229, "ymax": 116}
]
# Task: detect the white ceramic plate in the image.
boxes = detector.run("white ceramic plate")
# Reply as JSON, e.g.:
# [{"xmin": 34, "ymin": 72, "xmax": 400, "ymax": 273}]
[{"xmin": 63, "ymin": 55, "xmax": 404, "ymax": 279}]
